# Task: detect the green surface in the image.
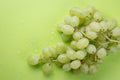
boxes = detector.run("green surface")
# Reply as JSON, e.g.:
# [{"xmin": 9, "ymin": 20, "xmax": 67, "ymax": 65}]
[{"xmin": 0, "ymin": 0, "xmax": 120, "ymax": 80}]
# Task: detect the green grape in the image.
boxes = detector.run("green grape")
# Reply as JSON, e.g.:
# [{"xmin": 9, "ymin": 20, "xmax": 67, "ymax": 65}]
[
  {"xmin": 82, "ymin": 50, "xmax": 87, "ymax": 56},
  {"xmin": 93, "ymin": 11, "xmax": 103, "ymax": 21},
  {"xmin": 57, "ymin": 54, "xmax": 70, "ymax": 63},
  {"xmin": 70, "ymin": 40, "xmax": 78, "ymax": 50},
  {"xmin": 57, "ymin": 23, "xmax": 65, "ymax": 32},
  {"xmin": 96, "ymin": 48, "xmax": 107, "ymax": 59},
  {"xmin": 49, "ymin": 47, "xmax": 57, "ymax": 58},
  {"xmin": 62, "ymin": 63, "xmax": 71, "ymax": 71},
  {"xmin": 107, "ymin": 19, "xmax": 117, "ymax": 30},
  {"xmin": 56, "ymin": 42, "xmax": 66, "ymax": 54},
  {"xmin": 87, "ymin": 44, "xmax": 96, "ymax": 54},
  {"xmin": 111, "ymin": 27, "xmax": 120, "ymax": 37},
  {"xmin": 89, "ymin": 65, "xmax": 97, "ymax": 74},
  {"xmin": 117, "ymin": 44, "xmax": 120, "ymax": 49},
  {"xmin": 75, "ymin": 50, "xmax": 86, "ymax": 60},
  {"xmin": 70, "ymin": 7, "xmax": 86, "ymax": 18},
  {"xmin": 70, "ymin": 60, "xmax": 81, "ymax": 69},
  {"xmin": 66, "ymin": 47, "xmax": 76, "ymax": 60},
  {"xmin": 87, "ymin": 5, "xmax": 96, "ymax": 15},
  {"xmin": 64, "ymin": 16, "xmax": 80, "ymax": 27},
  {"xmin": 73, "ymin": 32, "xmax": 83, "ymax": 41},
  {"xmin": 86, "ymin": 31, "xmax": 97, "ymax": 40},
  {"xmin": 100, "ymin": 20, "xmax": 108, "ymax": 31},
  {"xmin": 76, "ymin": 38, "xmax": 89, "ymax": 49},
  {"xmin": 61, "ymin": 24, "xmax": 74, "ymax": 35},
  {"xmin": 90, "ymin": 21, "xmax": 101, "ymax": 32},
  {"xmin": 42, "ymin": 63, "xmax": 52, "ymax": 74},
  {"xmin": 42, "ymin": 47, "xmax": 51, "ymax": 58},
  {"xmin": 80, "ymin": 64, "xmax": 89, "ymax": 74},
  {"xmin": 39, "ymin": 54, "xmax": 48, "ymax": 63},
  {"xmin": 27, "ymin": 55, "xmax": 39, "ymax": 65},
  {"xmin": 109, "ymin": 46, "xmax": 118, "ymax": 53}
]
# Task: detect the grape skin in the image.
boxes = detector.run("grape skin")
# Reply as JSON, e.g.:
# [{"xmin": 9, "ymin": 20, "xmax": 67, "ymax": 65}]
[
  {"xmin": 65, "ymin": 16, "xmax": 80, "ymax": 27},
  {"xmin": 73, "ymin": 32, "xmax": 83, "ymax": 41},
  {"xmin": 76, "ymin": 38, "xmax": 89, "ymax": 49},
  {"xmin": 75, "ymin": 50, "xmax": 86, "ymax": 60},
  {"xmin": 42, "ymin": 63, "xmax": 52, "ymax": 74},
  {"xmin": 62, "ymin": 63, "xmax": 71, "ymax": 71},
  {"xmin": 96, "ymin": 48, "xmax": 107, "ymax": 59},
  {"xmin": 70, "ymin": 60, "xmax": 81, "ymax": 69},
  {"xmin": 89, "ymin": 21, "xmax": 101, "ymax": 32},
  {"xmin": 87, "ymin": 44, "xmax": 96, "ymax": 54},
  {"xmin": 57, "ymin": 54, "xmax": 70, "ymax": 63},
  {"xmin": 27, "ymin": 55, "xmax": 39, "ymax": 65},
  {"xmin": 66, "ymin": 48, "xmax": 76, "ymax": 60}
]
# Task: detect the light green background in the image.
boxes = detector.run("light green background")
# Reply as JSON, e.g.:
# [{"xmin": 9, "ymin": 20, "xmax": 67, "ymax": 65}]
[{"xmin": 0, "ymin": 0, "xmax": 120, "ymax": 80}]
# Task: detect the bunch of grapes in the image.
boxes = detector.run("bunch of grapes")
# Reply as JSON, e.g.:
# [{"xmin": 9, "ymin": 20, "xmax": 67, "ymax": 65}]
[{"xmin": 27, "ymin": 6, "xmax": 120, "ymax": 74}]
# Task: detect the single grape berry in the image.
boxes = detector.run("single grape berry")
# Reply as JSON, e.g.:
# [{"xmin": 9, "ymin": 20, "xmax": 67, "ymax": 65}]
[
  {"xmin": 42, "ymin": 63, "xmax": 52, "ymax": 74},
  {"xmin": 93, "ymin": 11, "xmax": 103, "ymax": 21},
  {"xmin": 56, "ymin": 42, "xmax": 66, "ymax": 54},
  {"xmin": 100, "ymin": 20, "xmax": 108, "ymax": 31},
  {"xmin": 87, "ymin": 44, "xmax": 96, "ymax": 54},
  {"xmin": 61, "ymin": 24, "xmax": 74, "ymax": 35},
  {"xmin": 57, "ymin": 54, "xmax": 70, "ymax": 63},
  {"xmin": 90, "ymin": 21, "xmax": 101, "ymax": 32},
  {"xmin": 66, "ymin": 47, "xmax": 76, "ymax": 60},
  {"xmin": 111, "ymin": 27, "xmax": 120, "ymax": 37},
  {"xmin": 27, "ymin": 55, "xmax": 39, "ymax": 65},
  {"xmin": 42, "ymin": 47, "xmax": 52, "ymax": 58},
  {"xmin": 70, "ymin": 60, "xmax": 81, "ymax": 69},
  {"xmin": 89, "ymin": 65, "xmax": 97, "ymax": 74},
  {"xmin": 86, "ymin": 31, "xmax": 97, "ymax": 40},
  {"xmin": 64, "ymin": 16, "xmax": 80, "ymax": 27},
  {"xmin": 96, "ymin": 48, "xmax": 107, "ymax": 59},
  {"xmin": 80, "ymin": 64, "xmax": 89, "ymax": 74},
  {"xmin": 75, "ymin": 50, "xmax": 86, "ymax": 60},
  {"xmin": 62, "ymin": 63, "xmax": 71, "ymax": 71},
  {"xmin": 70, "ymin": 7, "xmax": 86, "ymax": 18},
  {"xmin": 76, "ymin": 38, "xmax": 89, "ymax": 49},
  {"xmin": 107, "ymin": 19, "xmax": 117, "ymax": 30},
  {"xmin": 70, "ymin": 40, "xmax": 78, "ymax": 50},
  {"xmin": 73, "ymin": 32, "xmax": 83, "ymax": 41},
  {"xmin": 87, "ymin": 5, "xmax": 96, "ymax": 15}
]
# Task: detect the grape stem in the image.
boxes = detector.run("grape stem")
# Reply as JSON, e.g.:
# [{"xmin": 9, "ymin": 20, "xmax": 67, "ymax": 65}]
[
  {"xmin": 81, "ymin": 32, "xmax": 102, "ymax": 45},
  {"xmin": 81, "ymin": 32, "xmax": 92, "ymax": 40},
  {"xmin": 104, "ymin": 35, "xmax": 120, "ymax": 43},
  {"xmin": 100, "ymin": 32, "xmax": 120, "ymax": 43}
]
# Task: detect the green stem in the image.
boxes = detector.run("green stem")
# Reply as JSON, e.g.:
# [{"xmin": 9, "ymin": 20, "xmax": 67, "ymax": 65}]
[{"xmin": 104, "ymin": 35, "xmax": 120, "ymax": 43}]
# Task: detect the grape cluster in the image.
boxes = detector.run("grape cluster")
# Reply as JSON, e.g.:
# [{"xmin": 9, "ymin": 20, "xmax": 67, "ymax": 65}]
[{"xmin": 27, "ymin": 6, "xmax": 120, "ymax": 74}]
